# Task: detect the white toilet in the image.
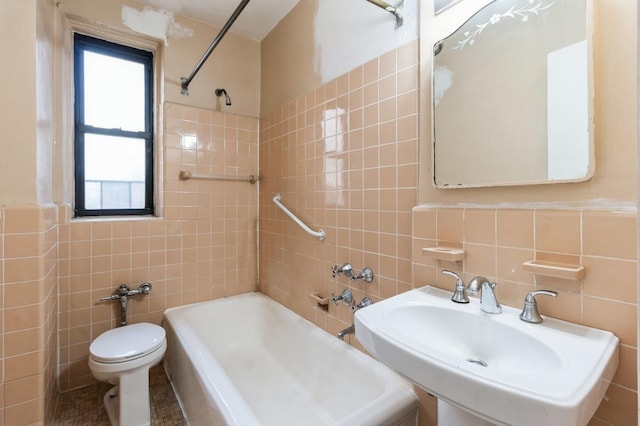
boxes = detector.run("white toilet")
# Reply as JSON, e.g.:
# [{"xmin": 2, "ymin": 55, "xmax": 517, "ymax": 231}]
[{"xmin": 89, "ymin": 322, "xmax": 167, "ymax": 426}]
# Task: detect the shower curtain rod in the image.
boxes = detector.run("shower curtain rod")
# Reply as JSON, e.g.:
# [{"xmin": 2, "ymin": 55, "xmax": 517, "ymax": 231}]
[
  {"xmin": 181, "ymin": 0, "xmax": 251, "ymax": 95},
  {"xmin": 365, "ymin": 0, "xmax": 404, "ymax": 29}
]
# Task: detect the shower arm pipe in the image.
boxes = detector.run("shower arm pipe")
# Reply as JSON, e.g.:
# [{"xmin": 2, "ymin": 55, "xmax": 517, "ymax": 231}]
[
  {"xmin": 181, "ymin": 0, "xmax": 251, "ymax": 95},
  {"xmin": 273, "ymin": 194, "xmax": 325, "ymax": 241},
  {"xmin": 365, "ymin": 0, "xmax": 404, "ymax": 29}
]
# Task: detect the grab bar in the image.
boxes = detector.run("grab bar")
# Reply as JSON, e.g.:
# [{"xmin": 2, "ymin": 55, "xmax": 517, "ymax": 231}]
[
  {"xmin": 180, "ymin": 0, "xmax": 251, "ymax": 95},
  {"xmin": 273, "ymin": 194, "xmax": 325, "ymax": 241},
  {"xmin": 365, "ymin": 0, "xmax": 404, "ymax": 29},
  {"xmin": 179, "ymin": 170, "xmax": 259, "ymax": 184}
]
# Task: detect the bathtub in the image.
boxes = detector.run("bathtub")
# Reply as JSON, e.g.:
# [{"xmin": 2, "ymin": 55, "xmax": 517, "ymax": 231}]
[{"xmin": 163, "ymin": 292, "xmax": 418, "ymax": 425}]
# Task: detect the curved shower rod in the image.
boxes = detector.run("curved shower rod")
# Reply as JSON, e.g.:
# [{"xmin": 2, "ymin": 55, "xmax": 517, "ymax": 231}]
[
  {"xmin": 181, "ymin": 0, "xmax": 251, "ymax": 95},
  {"xmin": 366, "ymin": 0, "xmax": 404, "ymax": 29}
]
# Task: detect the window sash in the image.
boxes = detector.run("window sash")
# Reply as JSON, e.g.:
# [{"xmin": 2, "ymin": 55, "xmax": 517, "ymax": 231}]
[{"xmin": 73, "ymin": 33, "xmax": 154, "ymax": 217}]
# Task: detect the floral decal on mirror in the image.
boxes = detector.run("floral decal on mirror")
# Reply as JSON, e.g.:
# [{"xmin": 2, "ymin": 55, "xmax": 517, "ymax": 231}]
[{"xmin": 454, "ymin": 0, "xmax": 554, "ymax": 49}]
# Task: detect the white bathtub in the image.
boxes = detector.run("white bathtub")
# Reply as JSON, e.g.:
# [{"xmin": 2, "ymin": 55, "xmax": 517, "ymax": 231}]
[{"xmin": 163, "ymin": 292, "xmax": 418, "ymax": 425}]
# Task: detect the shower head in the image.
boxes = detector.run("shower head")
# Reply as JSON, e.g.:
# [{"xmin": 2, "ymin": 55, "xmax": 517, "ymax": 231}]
[{"xmin": 215, "ymin": 88, "xmax": 231, "ymax": 106}]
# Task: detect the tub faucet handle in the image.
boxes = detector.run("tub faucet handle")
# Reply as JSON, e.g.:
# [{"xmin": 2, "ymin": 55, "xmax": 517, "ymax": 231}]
[
  {"xmin": 351, "ymin": 297, "xmax": 372, "ymax": 312},
  {"xmin": 331, "ymin": 289, "xmax": 353, "ymax": 305}
]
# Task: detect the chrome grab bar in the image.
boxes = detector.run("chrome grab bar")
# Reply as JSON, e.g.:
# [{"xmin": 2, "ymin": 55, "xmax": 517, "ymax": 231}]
[{"xmin": 273, "ymin": 194, "xmax": 325, "ymax": 240}]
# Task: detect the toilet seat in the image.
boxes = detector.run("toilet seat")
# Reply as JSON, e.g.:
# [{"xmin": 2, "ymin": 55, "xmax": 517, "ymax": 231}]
[{"xmin": 90, "ymin": 323, "xmax": 166, "ymax": 363}]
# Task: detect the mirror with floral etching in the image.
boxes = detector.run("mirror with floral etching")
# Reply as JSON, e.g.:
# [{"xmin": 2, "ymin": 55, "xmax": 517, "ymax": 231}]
[{"xmin": 432, "ymin": 0, "xmax": 593, "ymax": 188}]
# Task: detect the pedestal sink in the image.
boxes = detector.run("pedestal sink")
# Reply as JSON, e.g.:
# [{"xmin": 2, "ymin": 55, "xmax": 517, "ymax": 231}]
[{"xmin": 354, "ymin": 286, "xmax": 619, "ymax": 426}]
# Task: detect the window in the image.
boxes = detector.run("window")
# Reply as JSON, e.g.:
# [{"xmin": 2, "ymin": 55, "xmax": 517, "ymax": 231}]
[{"xmin": 73, "ymin": 33, "xmax": 154, "ymax": 217}]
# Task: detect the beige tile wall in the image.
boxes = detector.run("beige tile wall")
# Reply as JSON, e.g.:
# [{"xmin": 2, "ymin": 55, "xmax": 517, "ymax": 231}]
[
  {"xmin": 1, "ymin": 204, "xmax": 58, "ymax": 425},
  {"xmin": 258, "ymin": 40, "xmax": 437, "ymax": 422},
  {"xmin": 57, "ymin": 103, "xmax": 259, "ymax": 391},
  {"xmin": 258, "ymin": 38, "xmax": 637, "ymax": 426},
  {"xmin": 413, "ymin": 206, "xmax": 638, "ymax": 425}
]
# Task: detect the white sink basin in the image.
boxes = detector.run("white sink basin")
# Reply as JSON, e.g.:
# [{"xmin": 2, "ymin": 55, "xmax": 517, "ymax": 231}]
[{"xmin": 355, "ymin": 286, "xmax": 619, "ymax": 426}]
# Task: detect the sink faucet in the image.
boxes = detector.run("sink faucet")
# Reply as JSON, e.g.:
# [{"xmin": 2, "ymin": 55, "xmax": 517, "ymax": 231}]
[{"xmin": 467, "ymin": 276, "xmax": 502, "ymax": 314}]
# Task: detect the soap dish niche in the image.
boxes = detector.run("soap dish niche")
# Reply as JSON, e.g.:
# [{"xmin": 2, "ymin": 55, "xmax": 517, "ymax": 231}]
[
  {"xmin": 309, "ymin": 292, "xmax": 330, "ymax": 312},
  {"xmin": 522, "ymin": 260, "xmax": 586, "ymax": 281},
  {"xmin": 422, "ymin": 246, "xmax": 465, "ymax": 262}
]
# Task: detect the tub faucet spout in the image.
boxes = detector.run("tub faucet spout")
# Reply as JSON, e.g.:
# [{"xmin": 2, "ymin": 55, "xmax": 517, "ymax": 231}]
[{"xmin": 337, "ymin": 324, "xmax": 355, "ymax": 341}]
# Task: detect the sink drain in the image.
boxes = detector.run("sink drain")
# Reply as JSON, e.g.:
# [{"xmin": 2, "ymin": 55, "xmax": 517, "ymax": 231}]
[{"xmin": 467, "ymin": 358, "xmax": 488, "ymax": 367}]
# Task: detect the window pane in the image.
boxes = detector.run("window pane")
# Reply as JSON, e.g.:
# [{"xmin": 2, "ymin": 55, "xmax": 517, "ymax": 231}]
[
  {"xmin": 85, "ymin": 181, "xmax": 102, "ymax": 209},
  {"xmin": 84, "ymin": 134, "xmax": 146, "ymax": 209},
  {"xmin": 101, "ymin": 182, "xmax": 132, "ymax": 209},
  {"xmin": 83, "ymin": 50, "xmax": 146, "ymax": 132}
]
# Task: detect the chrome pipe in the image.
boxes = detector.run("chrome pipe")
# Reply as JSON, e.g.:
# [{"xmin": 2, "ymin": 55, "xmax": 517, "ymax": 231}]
[
  {"xmin": 181, "ymin": 0, "xmax": 251, "ymax": 95},
  {"xmin": 365, "ymin": 0, "xmax": 404, "ymax": 28}
]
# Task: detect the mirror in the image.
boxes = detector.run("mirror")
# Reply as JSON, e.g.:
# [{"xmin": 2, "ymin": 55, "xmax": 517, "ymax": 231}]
[
  {"xmin": 432, "ymin": 0, "xmax": 593, "ymax": 188},
  {"xmin": 435, "ymin": 0, "xmax": 463, "ymax": 14}
]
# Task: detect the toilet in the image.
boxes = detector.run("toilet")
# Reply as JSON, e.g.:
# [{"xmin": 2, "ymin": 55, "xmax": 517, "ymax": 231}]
[{"xmin": 89, "ymin": 323, "xmax": 167, "ymax": 426}]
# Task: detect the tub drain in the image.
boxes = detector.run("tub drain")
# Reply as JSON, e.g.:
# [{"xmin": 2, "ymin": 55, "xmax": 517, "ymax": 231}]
[{"xmin": 467, "ymin": 358, "xmax": 488, "ymax": 367}]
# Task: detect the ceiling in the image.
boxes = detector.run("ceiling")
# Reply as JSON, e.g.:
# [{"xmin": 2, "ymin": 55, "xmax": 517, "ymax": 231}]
[{"xmin": 142, "ymin": 0, "xmax": 301, "ymax": 41}]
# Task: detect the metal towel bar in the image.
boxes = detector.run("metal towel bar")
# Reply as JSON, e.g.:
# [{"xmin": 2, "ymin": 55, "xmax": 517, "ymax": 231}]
[
  {"xmin": 273, "ymin": 194, "xmax": 325, "ymax": 241},
  {"xmin": 179, "ymin": 170, "xmax": 259, "ymax": 184}
]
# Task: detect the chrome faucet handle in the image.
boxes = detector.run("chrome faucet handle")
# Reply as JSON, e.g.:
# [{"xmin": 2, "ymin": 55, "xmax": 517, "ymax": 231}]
[
  {"xmin": 331, "ymin": 289, "xmax": 353, "ymax": 305},
  {"xmin": 351, "ymin": 297, "xmax": 373, "ymax": 312},
  {"xmin": 442, "ymin": 270, "xmax": 469, "ymax": 304},
  {"xmin": 351, "ymin": 267, "xmax": 374, "ymax": 283},
  {"xmin": 332, "ymin": 263, "xmax": 353, "ymax": 278},
  {"xmin": 519, "ymin": 290, "xmax": 558, "ymax": 323}
]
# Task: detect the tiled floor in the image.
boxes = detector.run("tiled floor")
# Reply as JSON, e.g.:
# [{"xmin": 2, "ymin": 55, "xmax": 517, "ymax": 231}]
[{"xmin": 54, "ymin": 364, "xmax": 187, "ymax": 425}]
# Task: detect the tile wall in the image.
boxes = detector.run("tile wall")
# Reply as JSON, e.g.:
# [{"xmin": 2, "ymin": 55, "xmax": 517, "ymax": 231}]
[
  {"xmin": 57, "ymin": 103, "xmax": 259, "ymax": 391},
  {"xmin": 258, "ymin": 38, "xmax": 637, "ymax": 425},
  {"xmin": 0, "ymin": 204, "xmax": 58, "ymax": 425},
  {"xmin": 258, "ymin": 40, "xmax": 435, "ymax": 422},
  {"xmin": 413, "ymin": 206, "xmax": 638, "ymax": 425}
]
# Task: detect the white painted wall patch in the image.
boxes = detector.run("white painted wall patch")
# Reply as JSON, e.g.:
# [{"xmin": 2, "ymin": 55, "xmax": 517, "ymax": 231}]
[{"xmin": 121, "ymin": 5, "xmax": 194, "ymax": 45}]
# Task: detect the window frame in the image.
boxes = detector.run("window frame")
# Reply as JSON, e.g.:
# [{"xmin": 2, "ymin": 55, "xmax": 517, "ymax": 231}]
[{"xmin": 73, "ymin": 33, "xmax": 155, "ymax": 217}]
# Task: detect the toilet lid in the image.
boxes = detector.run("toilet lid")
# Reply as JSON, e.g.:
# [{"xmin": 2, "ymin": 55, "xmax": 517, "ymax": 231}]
[{"xmin": 90, "ymin": 323, "xmax": 166, "ymax": 363}]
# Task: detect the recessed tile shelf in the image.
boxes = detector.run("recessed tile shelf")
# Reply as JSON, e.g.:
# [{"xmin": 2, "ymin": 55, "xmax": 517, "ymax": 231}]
[
  {"xmin": 522, "ymin": 260, "xmax": 586, "ymax": 281},
  {"xmin": 309, "ymin": 292, "xmax": 330, "ymax": 306},
  {"xmin": 422, "ymin": 247, "xmax": 465, "ymax": 262}
]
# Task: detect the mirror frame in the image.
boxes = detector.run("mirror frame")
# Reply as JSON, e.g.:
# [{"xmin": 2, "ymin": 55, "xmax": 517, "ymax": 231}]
[{"xmin": 426, "ymin": 0, "xmax": 595, "ymax": 189}]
